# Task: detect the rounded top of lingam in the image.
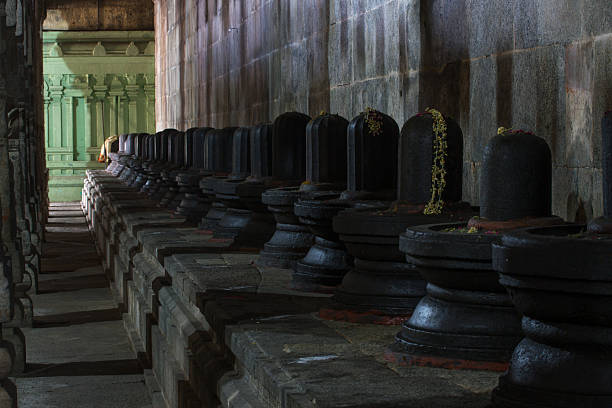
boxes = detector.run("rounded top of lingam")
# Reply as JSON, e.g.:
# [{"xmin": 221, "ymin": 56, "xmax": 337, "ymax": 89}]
[
  {"xmin": 272, "ymin": 112, "xmax": 311, "ymax": 181},
  {"xmin": 249, "ymin": 123, "xmax": 273, "ymax": 180},
  {"xmin": 134, "ymin": 133, "xmax": 148, "ymax": 158},
  {"xmin": 304, "ymin": 113, "xmax": 349, "ymax": 190},
  {"xmin": 479, "ymin": 129, "xmax": 552, "ymax": 221},
  {"xmin": 344, "ymin": 108, "xmax": 399, "ymax": 199},
  {"xmin": 190, "ymin": 127, "xmax": 213, "ymax": 169},
  {"xmin": 230, "ymin": 127, "xmax": 251, "ymax": 179},
  {"xmin": 586, "ymin": 111, "xmax": 612, "ymax": 232},
  {"xmin": 118, "ymin": 134, "xmax": 128, "ymax": 153},
  {"xmin": 172, "ymin": 131, "xmax": 186, "ymax": 166},
  {"xmin": 398, "ymin": 109, "xmax": 463, "ymax": 209},
  {"xmin": 205, "ymin": 127, "xmax": 236, "ymax": 174},
  {"xmin": 600, "ymin": 111, "xmax": 612, "ymax": 217}
]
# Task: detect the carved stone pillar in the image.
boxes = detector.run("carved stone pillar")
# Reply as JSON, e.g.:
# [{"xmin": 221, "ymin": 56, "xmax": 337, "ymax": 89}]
[
  {"xmin": 144, "ymin": 73, "xmax": 155, "ymax": 133},
  {"xmin": 125, "ymin": 74, "xmax": 140, "ymax": 133},
  {"xmin": 92, "ymin": 74, "xmax": 107, "ymax": 149},
  {"xmin": 47, "ymin": 74, "xmax": 63, "ymax": 149},
  {"xmin": 0, "ymin": 17, "xmax": 20, "ymax": 394},
  {"xmin": 84, "ymin": 77, "xmax": 93, "ymax": 159},
  {"xmin": 109, "ymin": 76, "xmax": 125, "ymax": 137}
]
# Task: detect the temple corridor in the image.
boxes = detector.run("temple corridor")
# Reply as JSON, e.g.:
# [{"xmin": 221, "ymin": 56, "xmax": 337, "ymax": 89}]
[
  {"xmin": 15, "ymin": 202, "xmax": 153, "ymax": 408},
  {"xmin": 0, "ymin": 1, "xmax": 609, "ymax": 407}
]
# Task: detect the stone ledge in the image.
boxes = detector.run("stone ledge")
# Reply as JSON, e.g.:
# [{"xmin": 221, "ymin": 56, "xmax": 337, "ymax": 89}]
[{"xmin": 85, "ymin": 171, "xmax": 501, "ymax": 408}]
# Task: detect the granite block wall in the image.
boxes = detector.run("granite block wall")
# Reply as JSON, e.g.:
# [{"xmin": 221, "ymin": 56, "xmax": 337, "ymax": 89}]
[{"xmin": 155, "ymin": 0, "xmax": 612, "ymax": 220}]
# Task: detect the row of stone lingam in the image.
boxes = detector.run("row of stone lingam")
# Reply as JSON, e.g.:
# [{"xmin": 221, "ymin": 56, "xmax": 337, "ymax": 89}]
[{"xmin": 99, "ymin": 109, "xmax": 611, "ymax": 408}]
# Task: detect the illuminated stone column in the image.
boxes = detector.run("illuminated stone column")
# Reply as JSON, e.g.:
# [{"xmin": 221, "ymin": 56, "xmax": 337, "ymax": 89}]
[
  {"xmin": 144, "ymin": 73, "xmax": 155, "ymax": 133},
  {"xmin": 92, "ymin": 74, "xmax": 107, "ymax": 150},
  {"xmin": 125, "ymin": 74, "xmax": 140, "ymax": 133},
  {"xmin": 109, "ymin": 76, "xmax": 125, "ymax": 136}
]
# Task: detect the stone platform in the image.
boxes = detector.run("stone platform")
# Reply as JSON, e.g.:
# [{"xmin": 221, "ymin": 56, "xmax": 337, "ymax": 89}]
[
  {"xmin": 83, "ymin": 167, "xmax": 498, "ymax": 408},
  {"xmin": 14, "ymin": 202, "xmax": 154, "ymax": 408}
]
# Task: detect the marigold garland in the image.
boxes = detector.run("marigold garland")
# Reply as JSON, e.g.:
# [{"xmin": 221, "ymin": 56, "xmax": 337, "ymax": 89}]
[
  {"xmin": 364, "ymin": 107, "xmax": 383, "ymax": 137},
  {"xmin": 423, "ymin": 108, "xmax": 448, "ymax": 215},
  {"xmin": 497, "ymin": 126, "xmax": 511, "ymax": 135}
]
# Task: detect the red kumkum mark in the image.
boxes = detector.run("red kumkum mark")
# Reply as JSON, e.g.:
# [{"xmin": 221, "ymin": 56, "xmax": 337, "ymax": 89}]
[
  {"xmin": 384, "ymin": 350, "xmax": 509, "ymax": 372},
  {"xmin": 318, "ymin": 308, "xmax": 411, "ymax": 325}
]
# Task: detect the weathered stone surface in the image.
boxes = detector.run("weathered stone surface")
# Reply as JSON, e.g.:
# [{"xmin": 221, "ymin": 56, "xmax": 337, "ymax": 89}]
[
  {"xmin": 43, "ymin": 0, "xmax": 153, "ymax": 30},
  {"xmin": 156, "ymin": 0, "xmax": 612, "ymax": 221},
  {"xmin": 84, "ymin": 164, "xmax": 505, "ymax": 408}
]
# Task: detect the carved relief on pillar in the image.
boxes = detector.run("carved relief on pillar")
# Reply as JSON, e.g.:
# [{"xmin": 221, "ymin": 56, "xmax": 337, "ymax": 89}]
[
  {"xmin": 63, "ymin": 75, "xmax": 90, "ymax": 160},
  {"xmin": 109, "ymin": 75, "xmax": 126, "ymax": 137},
  {"xmin": 144, "ymin": 73, "xmax": 155, "ymax": 133},
  {"xmin": 92, "ymin": 73, "xmax": 108, "ymax": 149},
  {"xmin": 125, "ymin": 74, "xmax": 140, "ymax": 133},
  {"xmin": 45, "ymin": 74, "xmax": 64, "ymax": 151}
]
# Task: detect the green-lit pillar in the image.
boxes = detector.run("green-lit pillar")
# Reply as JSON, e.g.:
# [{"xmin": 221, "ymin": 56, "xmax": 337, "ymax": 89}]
[{"xmin": 43, "ymin": 31, "xmax": 155, "ymax": 202}]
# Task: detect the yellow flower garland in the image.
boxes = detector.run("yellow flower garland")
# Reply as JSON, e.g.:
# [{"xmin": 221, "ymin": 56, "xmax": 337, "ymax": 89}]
[
  {"xmin": 364, "ymin": 107, "xmax": 383, "ymax": 137},
  {"xmin": 423, "ymin": 108, "xmax": 448, "ymax": 215},
  {"xmin": 497, "ymin": 126, "xmax": 511, "ymax": 135}
]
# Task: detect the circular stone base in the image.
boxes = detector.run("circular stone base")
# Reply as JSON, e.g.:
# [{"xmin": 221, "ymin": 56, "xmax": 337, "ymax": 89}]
[
  {"xmin": 292, "ymin": 237, "xmax": 351, "ymax": 291},
  {"xmin": 199, "ymin": 203, "xmax": 227, "ymax": 231},
  {"xmin": 587, "ymin": 216, "xmax": 612, "ymax": 233},
  {"xmin": 331, "ymin": 258, "xmax": 426, "ymax": 316},
  {"xmin": 492, "ymin": 374, "xmax": 612, "ymax": 408},
  {"xmin": 214, "ymin": 207, "xmax": 252, "ymax": 236},
  {"xmin": 257, "ymin": 241, "xmax": 310, "ymax": 269},
  {"xmin": 175, "ymin": 192, "xmax": 208, "ymax": 222}
]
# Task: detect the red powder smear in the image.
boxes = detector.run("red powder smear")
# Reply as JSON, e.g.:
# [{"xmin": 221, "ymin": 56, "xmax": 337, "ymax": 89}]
[
  {"xmin": 318, "ymin": 307, "xmax": 410, "ymax": 325},
  {"xmin": 384, "ymin": 350, "xmax": 509, "ymax": 372},
  {"xmin": 208, "ymin": 238, "xmax": 232, "ymax": 243}
]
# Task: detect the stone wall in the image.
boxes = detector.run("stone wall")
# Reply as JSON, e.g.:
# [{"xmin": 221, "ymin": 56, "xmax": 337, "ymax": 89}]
[
  {"xmin": 44, "ymin": 0, "xmax": 154, "ymax": 31},
  {"xmin": 155, "ymin": 0, "xmax": 612, "ymax": 220}
]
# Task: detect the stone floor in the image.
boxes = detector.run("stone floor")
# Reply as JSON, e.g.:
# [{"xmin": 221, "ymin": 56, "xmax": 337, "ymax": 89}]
[{"xmin": 14, "ymin": 202, "xmax": 153, "ymax": 408}]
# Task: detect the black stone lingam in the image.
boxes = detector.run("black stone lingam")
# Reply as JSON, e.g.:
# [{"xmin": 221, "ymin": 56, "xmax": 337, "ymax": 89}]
[
  {"xmin": 292, "ymin": 113, "xmax": 350, "ymax": 291},
  {"xmin": 140, "ymin": 132, "xmax": 162, "ymax": 195},
  {"xmin": 119, "ymin": 133, "xmax": 140, "ymax": 183},
  {"xmin": 257, "ymin": 112, "xmax": 313, "ymax": 269},
  {"xmin": 126, "ymin": 133, "xmax": 148, "ymax": 187},
  {"xmin": 109, "ymin": 133, "xmax": 130, "ymax": 176},
  {"xmin": 169, "ymin": 127, "xmax": 198, "ymax": 210},
  {"xmin": 489, "ymin": 112, "xmax": 612, "ymax": 408},
  {"xmin": 132, "ymin": 134, "xmax": 152, "ymax": 189},
  {"xmin": 158, "ymin": 131, "xmax": 186, "ymax": 208},
  {"xmin": 328, "ymin": 110, "xmax": 470, "ymax": 322},
  {"xmin": 588, "ymin": 111, "xmax": 612, "ymax": 233},
  {"xmin": 174, "ymin": 127, "xmax": 215, "ymax": 221},
  {"xmin": 211, "ymin": 127, "xmax": 253, "ymax": 236},
  {"xmin": 155, "ymin": 131, "xmax": 177, "ymax": 201},
  {"xmin": 212, "ymin": 123, "xmax": 276, "ymax": 246},
  {"xmin": 142, "ymin": 129, "xmax": 176, "ymax": 197},
  {"xmin": 107, "ymin": 133, "xmax": 128, "ymax": 175},
  {"xmin": 394, "ymin": 128, "xmax": 562, "ymax": 369},
  {"xmin": 198, "ymin": 127, "xmax": 236, "ymax": 229}
]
